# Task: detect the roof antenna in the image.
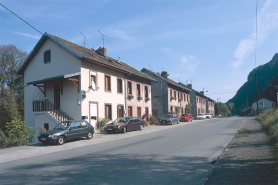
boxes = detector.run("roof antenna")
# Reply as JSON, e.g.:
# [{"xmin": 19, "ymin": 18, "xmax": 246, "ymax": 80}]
[
  {"xmin": 98, "ymin": 30, "xmax": 110, "ymax": 48},
  {"xmin": 80, "ymin": 32, "xmax": 87, "ymax": 47}
]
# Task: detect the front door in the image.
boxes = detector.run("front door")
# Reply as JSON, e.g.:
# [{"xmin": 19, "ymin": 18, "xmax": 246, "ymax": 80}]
[
  {"xmin": 54, "ymin": 86, "xmax": 60, "ymax": 110},
  {"xmin": 90, "ymin": 103, "xmax": 97, "ymax": 128}
]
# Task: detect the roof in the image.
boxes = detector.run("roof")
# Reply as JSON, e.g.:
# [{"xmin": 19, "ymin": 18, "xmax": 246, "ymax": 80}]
[
  {"xmin": 17, "ymin": 32, "xmax": 155, "ymax": 82},
  {"xmin": 178, "ymin": 82, "xmax": 215, "ymax": 102},
  {"xmin": 141, "ymin": 68, "xmax": 191, "ymax": 92}
]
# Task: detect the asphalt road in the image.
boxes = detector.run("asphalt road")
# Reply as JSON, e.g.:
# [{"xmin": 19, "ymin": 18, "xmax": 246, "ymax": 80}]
[{"xmin": 0, "ymin": 117, "xmax": 249, "ymax": 185}]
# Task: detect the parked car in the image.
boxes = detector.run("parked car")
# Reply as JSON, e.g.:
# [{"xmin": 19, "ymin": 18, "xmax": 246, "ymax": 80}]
[
  {"xmin": 180, "ymin": 114, "xmax": 193, "ymax": 122},
  {"xmin": 104, "ymin": 117, "xmax": 145, "ymax": 133},
  {"xmin": 196, "ymin": 113, "xmax": 206, "ymax": 120},
  {"xmin": 159, "ymin": 114, "xmax": 179, "ymax": 125},
  {"xmin": 205, "ymin": 113, "xmax": 212, "ymax": 119},
  {"xmin": 37, "ymin": 120, "xmax": 94, "ymax": 145},
  {"xmin": 218, "ymin": 114, "xmax": 222, "ymax": 118}
]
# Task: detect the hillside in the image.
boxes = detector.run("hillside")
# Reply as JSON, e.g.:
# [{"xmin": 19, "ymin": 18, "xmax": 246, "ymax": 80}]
[{"xmin": 227, "ymin": 53, "xmax": 278, "ymax": 114}]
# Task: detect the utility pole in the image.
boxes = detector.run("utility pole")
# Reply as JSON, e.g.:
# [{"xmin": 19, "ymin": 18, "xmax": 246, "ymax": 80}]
[{"xmin": 217, "ymin": 98, "xmax": 221, "ymax": 117}]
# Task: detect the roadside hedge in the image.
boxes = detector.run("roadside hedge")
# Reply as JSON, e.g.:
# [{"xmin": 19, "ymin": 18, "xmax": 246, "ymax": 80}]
[{"xmin": 256, "ymin": 108, "xmax": 278, "ymax": 159}]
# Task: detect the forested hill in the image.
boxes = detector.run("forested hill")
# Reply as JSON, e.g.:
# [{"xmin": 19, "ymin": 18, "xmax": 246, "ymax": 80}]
[{"xmin": 227, "ymin": 53, "xmax": 278, "ymax": 114}]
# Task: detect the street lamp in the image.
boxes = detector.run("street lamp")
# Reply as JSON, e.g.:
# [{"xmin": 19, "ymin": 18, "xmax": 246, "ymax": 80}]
[{"xmin": 217, "ymin": 98, "xmax": 221, "ymax": 117}]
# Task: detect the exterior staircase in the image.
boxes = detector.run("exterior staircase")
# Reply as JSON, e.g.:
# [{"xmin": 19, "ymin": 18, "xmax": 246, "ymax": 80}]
[{"xmin": 33, "ymin": 99, "xmax": 73, "ymax": 122}]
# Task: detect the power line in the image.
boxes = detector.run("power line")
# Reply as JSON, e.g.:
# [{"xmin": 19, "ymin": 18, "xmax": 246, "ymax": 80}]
[
  {"xmin": 0, "ymin": 3, "xmax": 43, "ymax": 35},
  {"xmin": 206, "ymin": 92, "xmax": 237, "ymax": 95}
]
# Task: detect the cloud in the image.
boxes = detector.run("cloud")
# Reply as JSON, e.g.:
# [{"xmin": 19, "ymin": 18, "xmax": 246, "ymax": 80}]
[
  {"xmin": 179, "ymin": 55, "xmax": 201, "ymax": 71},
  {"xmin": 229, "ymin": 0, "xmax": 278, "ymax": 69},
  {"xmin": 12, "ymin": 32, "xmax": 40, "ymax": 39}
]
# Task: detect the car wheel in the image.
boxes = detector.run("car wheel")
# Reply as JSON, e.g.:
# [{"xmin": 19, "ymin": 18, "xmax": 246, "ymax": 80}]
[
  {"xmin": 123, "ymin": 127, "xmax": 127, "ymax": 133},
  {"xmin": 57, "ymin": 136, "xmax": 65, "ymax": 145},
  {"xmin": 86, "ymin": 132, "xmax": 93, "ymax": 139},
  {"xmin": 139, "ymin": 124, "xmax": 143, "ymax": 130}
]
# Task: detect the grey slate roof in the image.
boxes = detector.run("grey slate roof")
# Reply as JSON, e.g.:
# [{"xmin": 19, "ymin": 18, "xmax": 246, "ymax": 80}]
[
  {"xmin": 141, "ymin": 68, "xmax": 191, "ymax": 92},
  {"xmin": 17, "ymin": 32, "xmax": 155, "ymax": 82}
]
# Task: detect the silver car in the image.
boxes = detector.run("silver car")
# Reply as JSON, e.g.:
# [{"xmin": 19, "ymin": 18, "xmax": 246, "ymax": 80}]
[{"xmin": 159, "ymin": 114, "xmax": 179, "ymax": 125}]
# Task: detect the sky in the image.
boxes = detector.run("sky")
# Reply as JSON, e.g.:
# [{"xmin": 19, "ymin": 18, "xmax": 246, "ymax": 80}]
[{"xmin": 1, "ymin": 0, "xmax": 278, "ymax": 103}]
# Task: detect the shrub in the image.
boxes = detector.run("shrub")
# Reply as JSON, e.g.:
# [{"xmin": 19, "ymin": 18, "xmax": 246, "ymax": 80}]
[
  {"xmin": 149, "ymin": 115, "xmax": 157, "ymax": 125},
  {"xmin": 96, "ymin": 118, "xmax": 110, "ymax": 131},
  {"xmin": 256, "ymin": 108, "xmax": 278, "ymax": 160}
]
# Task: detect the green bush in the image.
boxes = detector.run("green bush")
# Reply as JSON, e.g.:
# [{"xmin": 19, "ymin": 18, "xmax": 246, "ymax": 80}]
[
  {"xmin": 96, "ymin": 118, "xmax": 110, "ymax": 131},
  {"xmin": 0, "ymin": 118, "xmax": 33, "ymax": 148},
  {"xmin": 256, "ymin": 108, "xmax": 278, "ymax": 159}
]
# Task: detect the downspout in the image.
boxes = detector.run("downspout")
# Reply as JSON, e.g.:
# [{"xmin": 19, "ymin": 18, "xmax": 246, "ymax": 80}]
[{"xmin": 124, "ymin": 72, "xmax": 132, "ymax": 116}]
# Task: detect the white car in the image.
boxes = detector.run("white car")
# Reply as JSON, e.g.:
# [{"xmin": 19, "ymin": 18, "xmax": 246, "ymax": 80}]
[
  {"xmin": 196, "ymin": 113, "xmax": 206, "ymax": 120},
  {"xmin": 205, "ymin": 113, "xmax": 212, "ymax": 119}
]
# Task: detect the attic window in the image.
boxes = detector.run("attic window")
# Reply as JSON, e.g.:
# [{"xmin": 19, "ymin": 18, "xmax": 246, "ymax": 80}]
[{"xmin": 44, "ymin": 50, "xmax": 51, "ymax": 64}]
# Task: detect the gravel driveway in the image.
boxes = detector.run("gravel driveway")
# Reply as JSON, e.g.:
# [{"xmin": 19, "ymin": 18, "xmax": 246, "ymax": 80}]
[{"xmin": 204, "ymin": 118, "xmax": 277, "ymax": 185}]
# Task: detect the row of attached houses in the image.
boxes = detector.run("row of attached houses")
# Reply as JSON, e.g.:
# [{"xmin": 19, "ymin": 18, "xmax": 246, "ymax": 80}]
[{"xmin": 17, "ymin": 32, "xmax": 214, "ymax": 139}]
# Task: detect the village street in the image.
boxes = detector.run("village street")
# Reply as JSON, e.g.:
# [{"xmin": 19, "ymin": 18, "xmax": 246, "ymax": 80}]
[{"xmin": 0, "ymin": 117, "xmax": 250, "ymax": 185}]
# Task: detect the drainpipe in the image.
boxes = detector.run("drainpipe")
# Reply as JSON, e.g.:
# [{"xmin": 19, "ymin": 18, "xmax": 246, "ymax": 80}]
[{"xmin": 124, "ymin": 72, "xmax": 132, "ymax": 116}]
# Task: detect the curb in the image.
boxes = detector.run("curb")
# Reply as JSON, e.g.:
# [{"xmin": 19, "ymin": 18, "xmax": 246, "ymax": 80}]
[{"xmin": 199, "ymin": 119, "xmax": 247, "ymax": 185}]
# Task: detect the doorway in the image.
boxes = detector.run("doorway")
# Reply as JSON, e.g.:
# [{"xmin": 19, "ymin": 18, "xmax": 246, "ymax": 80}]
[
  {"xmin": 54, "ymin": 86, "xmax": 60, "ymax": 109},
  {"xmin": 90, "ymin": 102, "xmax": 98, "ymax": 128}
]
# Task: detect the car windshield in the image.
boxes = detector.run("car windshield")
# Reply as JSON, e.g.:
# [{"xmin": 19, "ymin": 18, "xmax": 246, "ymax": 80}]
[
  {"xmin": 205, "ymin": 113, "xmax": 210, "ymax": 115},
  {"xmin": 54, "ymin": 121, "xmax": 71, "ymax": 130},
  {"xmin": 114, "ymin": 117, "xmax": 129, "ymax": 123},
  {"xmin": 165, "ymin": 115, "xmax": 174, "ymax": 118},
  {"xmin": 198, "ymin": 114, "xmax": 204, "ymax": 116},
  {"xmin": 182, "ymin": 114, "xmax": 189, "ymax": 116}
]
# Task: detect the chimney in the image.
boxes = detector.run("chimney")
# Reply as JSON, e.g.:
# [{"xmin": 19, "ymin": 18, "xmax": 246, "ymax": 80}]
[
  {"xmin": 161, "ymin": 71, "xmax": 169, "ymax": 78},
  {"xmin": 96, "ymin": 47, "xmax": 107, "ymax": 56},
  {"xmin": 200, "ymin": 91, "xmax": 204, "ymax": 95},
  {"xmin": 187, "ymin": 84, "xmax": 192, "ymax": 89}
]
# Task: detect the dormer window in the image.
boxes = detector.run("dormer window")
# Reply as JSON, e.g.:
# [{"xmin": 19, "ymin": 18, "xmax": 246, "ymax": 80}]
[{"xmin": 44, "ymin": 50, "xmax": 51, "ymax": 63}]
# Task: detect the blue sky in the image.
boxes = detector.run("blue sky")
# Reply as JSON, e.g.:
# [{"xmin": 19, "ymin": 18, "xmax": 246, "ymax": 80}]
[{"xmin": 1, "ymin": 0, "xmax": 278, "ymax": 103}]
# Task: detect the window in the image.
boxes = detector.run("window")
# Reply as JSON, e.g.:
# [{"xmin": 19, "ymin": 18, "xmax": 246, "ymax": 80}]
[
  {"xmin": 44, "ymin": 123, "xmax": 49, "ymax": 131},
  {"xmin": 145, "ymin": 107, "xmax": 149, "ymax": 121},
  {"xmin": 145, "ymin": 86, "xmax": 148, "ymax": 97},
  {"xmin": 170, "ymin": 106, "xmax": 173, "ymax": 112},
  {"xmin": 117, "ymin": 105, "xmax": 124, "ymax": 118},
  {"xmin": 137, "ymin": 84, "xmax": 141, "ymax": 96},
  {"xmin": 178, "ymin": 92, "xmax": 180, "ymax": 100},
  {"xmin": 127, "ymin": 81, "xmax": 132, "ymax": 94},
  {"xmin": 44, "ymin": 50, "xmax": 51, "ymax": 63},
  {"xmin": 117, "ymin": 79, "xmax": 123, "ymax": 93},
  {"xmin": 181, "ymin": 93, "xmax": 183, "ymax": 101},
  {"xmin": 81, "ymin": 122, "xmax": 87, "ymax": 128},
  {"xmin": 90, "ymin": 71, "xmax": 97, "ymax": 89},
  {"xmin": 184, "ymin": 94, "xmax": 186, "ymax": 102},
  {"xmin": 128, "ymin": 106, "xmax": 132, "ymax": 117},
  {"xmin": 187, "ymin": 95, "xmax": 189, "ymax": 102},
  {"xmin": 70, "ymin": 122, "xmax": 81, "ymax": 129},
  {"xmin": 174, "ymin": 91, "xmax": 176, "ymax": 100},
  {"xmin": 137, "ymin": 107, "xmax": 141, "ymax": 118},
  {"xmin": 105, "ymin": 75, "xmax": 111, "ymax": 91},
  {"xmin": 170, "ymin": 89, "xmax": 172, "ymax": 97},
  {"xmin": 105, "ymin": 104, "xmax": 112, "ymax": 120}
]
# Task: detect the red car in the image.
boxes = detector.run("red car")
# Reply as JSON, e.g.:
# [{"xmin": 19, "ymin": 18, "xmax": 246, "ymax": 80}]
[{"xmin": 180, "ymin": 114, "xmax": 193, "ymax": 122}]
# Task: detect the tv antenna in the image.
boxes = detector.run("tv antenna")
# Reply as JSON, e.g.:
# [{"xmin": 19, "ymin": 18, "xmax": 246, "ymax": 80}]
[
  {"xmin": 98, "ymin": 30, "xmax": 110, "ymax": 48},
  {"xmin": 80, "ymin": 32, "xmax": 87, "ymax": 47}
]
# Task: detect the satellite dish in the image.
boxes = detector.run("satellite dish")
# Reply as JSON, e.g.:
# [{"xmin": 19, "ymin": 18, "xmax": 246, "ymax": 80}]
[{"xmin": 91, "ymin": 81, "xmax": 96, "ymax": 91}]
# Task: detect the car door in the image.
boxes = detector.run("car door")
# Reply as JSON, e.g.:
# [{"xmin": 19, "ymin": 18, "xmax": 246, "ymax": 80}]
[
  {"xmin": 67, "ymin": 122, "xmax": 82, "ymax": 140},
  {"xmin": 133, "ymin": 118, "xmax": 140, "ymax": 130},
  {"xmin": 126, "ymin": 118, "xmax": 135, "ymax": 131},
  {"xmin": 173, "ymin": 115, "xmax": 178, "ymax": 123},
  {"xmin": 80, "ymin": 121, "xmax": 89, "ymax": 137}
]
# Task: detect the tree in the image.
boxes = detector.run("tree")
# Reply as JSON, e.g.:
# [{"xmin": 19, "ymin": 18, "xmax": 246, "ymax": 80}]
[
  {"xmin": 0, "ymin": 45, "xmax": 27, "ymax": 131},
  {"xmin": 186, "ymin": 102, "xmax": 192, "ymax": 113}
]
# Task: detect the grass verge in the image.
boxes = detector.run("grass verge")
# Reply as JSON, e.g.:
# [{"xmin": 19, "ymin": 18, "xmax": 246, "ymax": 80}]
[
  {"xmin": 256, "ymin": 107, "xmax": 278, "ymax": 160},
  {"xmin": 235, "ymin": 128, "xmax": 251, "ymax": 138}
]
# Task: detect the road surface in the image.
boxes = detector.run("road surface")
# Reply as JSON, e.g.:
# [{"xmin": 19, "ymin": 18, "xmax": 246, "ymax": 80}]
[{"xmin": 0, "ymin": 117, "xmax": 249, "ymax": 185}]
